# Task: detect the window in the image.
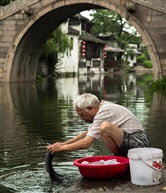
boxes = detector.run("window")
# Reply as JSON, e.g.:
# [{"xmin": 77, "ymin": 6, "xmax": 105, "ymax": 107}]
[
  {"xmin": 70, "ymin": 37, "xmax": 73, "ymax": 50},
  {"xmin": 130, "ymin": 55, "xmax": 134, "ymax": 60}
]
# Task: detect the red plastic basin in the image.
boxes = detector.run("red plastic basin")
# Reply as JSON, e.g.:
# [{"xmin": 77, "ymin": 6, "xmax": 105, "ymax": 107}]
[{"xmin": 74, "ymin": 155, "xmax": 129, "ymax": 179}]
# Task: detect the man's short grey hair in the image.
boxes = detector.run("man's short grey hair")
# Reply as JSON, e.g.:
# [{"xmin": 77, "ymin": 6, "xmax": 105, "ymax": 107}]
[{"xmin": 74, "ymin": 93, "xmax": 100, "ymax": 110}]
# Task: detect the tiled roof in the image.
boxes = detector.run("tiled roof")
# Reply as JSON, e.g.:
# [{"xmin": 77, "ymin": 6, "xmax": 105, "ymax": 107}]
[
  {"xmin": 68, "ymin": 27, "xmax": 80, "ymax": 36},
  {"xmin": 106, "ymin": 46, "xmax": 125, "ymax": 52},
  {"xmin": 79, "ymin": 31, "xmax": 106, "ymax": 44}
]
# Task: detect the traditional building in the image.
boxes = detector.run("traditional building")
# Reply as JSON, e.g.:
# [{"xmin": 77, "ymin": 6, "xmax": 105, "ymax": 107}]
[
  {"xmin": 104, "ymin": 46, "xmax": 125, "ymax": 71},
  {"xmin": 79, "ymin": 31, "xmax": 106, "ymax": 74},
  {"xmin": 97, "ymin": 34, "xmax": 125, "ymax": 71},
  {"xmin": 56, "ymin": 20, "xmax": 80, "ymax": 75},
  {"xmin": 56, "ymin": 14, "xmax": 106, "ymax": 75},
  {"xmin": 124, "ymin": 44, "xmax": 142, "ymax": 67},
  {"xmin": 97, "ymin": 34, "xmax": 142, "ymax": 70}
]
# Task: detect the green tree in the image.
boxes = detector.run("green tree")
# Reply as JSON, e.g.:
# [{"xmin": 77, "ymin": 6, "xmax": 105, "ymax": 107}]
[
  {"xmin": 137, "ymin": 49, "xmax": 152, "ymax": 68},
  {"xmin": 40, "ymin": 26, "xmax": 71, "ymax": 76},
  {"xmin": 91, "ymin": 9, "xmax": 141, "ymax": 51}
]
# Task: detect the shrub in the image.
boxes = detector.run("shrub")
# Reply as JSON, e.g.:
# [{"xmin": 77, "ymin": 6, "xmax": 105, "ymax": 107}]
[
  {"xmin": 137, "ymin": 53, "xmax": 146, "ymax": 63},
  {"xmin": 150, "ymin": 77, "xmax": 166, "ymax": 92},
  {"xmin": 144, "ymin": 60, "xmax": 152, "ymax": 68}
]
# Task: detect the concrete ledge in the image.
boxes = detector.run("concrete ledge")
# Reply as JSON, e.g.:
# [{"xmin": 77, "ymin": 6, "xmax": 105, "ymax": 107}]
[{"xmin": 62, "ymin": 167, "xmax": 166, "ymax": 193}]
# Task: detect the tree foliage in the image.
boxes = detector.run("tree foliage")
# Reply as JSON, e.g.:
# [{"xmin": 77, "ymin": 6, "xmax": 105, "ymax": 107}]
[
  {"xmin": 40, "ymin": 26, "xmax": 72, "ymax": 75},
  {"xmin": 150, "ymin": 77, "xmax": 166, "ymax": 93},
  {"xmin": 42, "ymin": 27, "xmax": 71, "ymax": 60},
  {"xmin": 137, "ymin": 49, "xmax": 152, "ymax": 68},
  {"xmin": 91, "ymin": 9, "xmax": 141, "ymax": 50}
]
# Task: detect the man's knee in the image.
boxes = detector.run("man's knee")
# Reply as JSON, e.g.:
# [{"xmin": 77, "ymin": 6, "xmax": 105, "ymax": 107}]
[{"xmin": 99, "ymin": 121, "xmax": 112, "ymax": 135}]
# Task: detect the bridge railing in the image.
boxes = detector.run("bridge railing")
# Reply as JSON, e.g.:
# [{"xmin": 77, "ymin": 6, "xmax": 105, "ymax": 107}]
[{"xmin": 1, "ymin": 0, "xmax": 165, "ymax": 21}]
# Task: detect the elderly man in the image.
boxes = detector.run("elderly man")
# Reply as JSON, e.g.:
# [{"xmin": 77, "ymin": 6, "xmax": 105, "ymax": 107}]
[{"xmin": 47, "ymin": 93, "xmax": 149, "ymax": 156}]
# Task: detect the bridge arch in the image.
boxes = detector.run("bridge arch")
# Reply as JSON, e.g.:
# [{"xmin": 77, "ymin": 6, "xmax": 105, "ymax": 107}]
[{"xmin": 1, "ymin": 0, "xmax": 165, "ymax": 82}]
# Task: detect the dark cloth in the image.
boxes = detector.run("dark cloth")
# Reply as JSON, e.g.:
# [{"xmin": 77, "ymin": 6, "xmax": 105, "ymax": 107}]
[{"xmin": 118, "ymin": 130, "xmax": 150, "ymax": 157}]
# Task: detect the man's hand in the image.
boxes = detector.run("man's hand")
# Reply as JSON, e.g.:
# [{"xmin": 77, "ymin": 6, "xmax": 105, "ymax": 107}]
[
  {"xmin": 47, "ymin": 142, "xmax": 64, "ymax": 153},
  {"xmin": 47, "ymin": 136, "xmax": 95, "ymax": 152}
]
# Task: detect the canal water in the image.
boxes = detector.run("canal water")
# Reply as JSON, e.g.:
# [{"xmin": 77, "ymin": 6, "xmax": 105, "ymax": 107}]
[{"xmin": 0, "ymin": 72, "xmax": 166, "ymax": 193}]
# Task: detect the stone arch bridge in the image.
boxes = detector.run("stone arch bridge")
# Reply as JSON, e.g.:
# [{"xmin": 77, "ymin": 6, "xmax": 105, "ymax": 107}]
[{"xmin": 0, "ymin": 0, "xmax": 166, "ymax": 82}]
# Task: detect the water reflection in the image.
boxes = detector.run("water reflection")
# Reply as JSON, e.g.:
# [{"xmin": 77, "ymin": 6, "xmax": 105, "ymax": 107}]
[
  {"xmin": 147, "ymin": 93, "xmax": 166, "ymax": 150},
  {"xmin": 0, "ymin": 72, "xmax": 166, "ymax": 192}
]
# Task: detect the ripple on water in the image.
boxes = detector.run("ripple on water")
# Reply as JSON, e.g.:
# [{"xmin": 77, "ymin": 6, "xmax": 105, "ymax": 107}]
[{"xmin": 0, "ymin": 163, "xmax": 81, "ymax": 193}]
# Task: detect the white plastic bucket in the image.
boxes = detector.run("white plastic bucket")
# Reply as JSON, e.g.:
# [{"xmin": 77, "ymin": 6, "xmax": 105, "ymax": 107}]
[{"xmin": 128, "ymin": 148, "xmax": 163, "ymax": 186}]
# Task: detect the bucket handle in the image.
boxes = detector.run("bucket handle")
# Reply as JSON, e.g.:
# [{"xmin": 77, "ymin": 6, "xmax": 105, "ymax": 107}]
[{"xmin": 142, "ymin": 159, "xmax": 164, "ymax": 172}]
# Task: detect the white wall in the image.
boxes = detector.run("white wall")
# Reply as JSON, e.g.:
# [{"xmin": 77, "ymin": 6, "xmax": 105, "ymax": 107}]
[
  {"xmin": 125, "ymin": 44, "xmax": 141, "ymax": 67},
  {"xmin": 127, "ymin": 55, "xmax": 137, "ymax": 67},
  {"xmin": 56, "ymin": 23, "xmax": 79, "ymax": 74}
]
